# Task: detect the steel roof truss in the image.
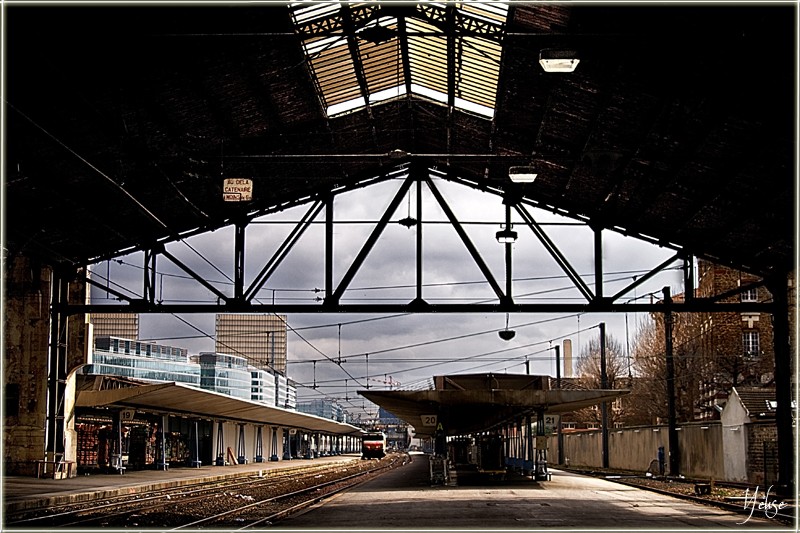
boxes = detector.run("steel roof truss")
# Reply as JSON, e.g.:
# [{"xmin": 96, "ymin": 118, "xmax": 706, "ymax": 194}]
[
  {"xmin": 245, "ymin": 199, "xmax": 325, "ymax": 303},
  {"xmin": 424, "ymin": 173, "xmax": 508, "ymax": 305},
  {"xmin": 514, "ymin": 202, "xmax": 595, "ymax": 303},
  {"xmin": 327, "ymin": 172, "xmax": 416, "ymax": 306}
]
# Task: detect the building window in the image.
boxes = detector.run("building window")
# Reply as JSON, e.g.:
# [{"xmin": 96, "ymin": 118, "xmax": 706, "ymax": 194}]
[
  {"xmin": 741, "ymin": 287, "xmax": 759, "ymax": 302},
  {"xmin": 743, "ymin": 331, "xmax": 760, "ymax": 358}
]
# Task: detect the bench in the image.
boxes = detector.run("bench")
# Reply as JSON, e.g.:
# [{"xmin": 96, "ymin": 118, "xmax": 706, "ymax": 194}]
[{"xmin": 36, "ymin": 460, "xmax": 75, "ymax": 479}]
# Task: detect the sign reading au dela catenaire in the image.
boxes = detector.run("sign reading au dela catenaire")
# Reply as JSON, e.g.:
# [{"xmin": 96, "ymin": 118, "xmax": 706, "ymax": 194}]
[{"xmin": 223, "ymin": 178, "xmax": 253, "ymax": 201}]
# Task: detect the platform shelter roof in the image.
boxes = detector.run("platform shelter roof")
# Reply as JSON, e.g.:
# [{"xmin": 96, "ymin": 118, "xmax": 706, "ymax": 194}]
[{"xmin": 76, "ymin": 381, "xmax": 363, "ymax": 436}]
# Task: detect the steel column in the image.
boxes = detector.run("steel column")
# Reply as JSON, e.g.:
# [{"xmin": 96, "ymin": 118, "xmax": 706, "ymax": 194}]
[
  {"xmin": 599, "ymin": 322, "xmax": 609, "ymax": 469},
  {"xmin": 768, "ymin": 273, "xmax": 794, "ymax": 497},
  {"xmin": 46, "ymin": 269, "xmax": 69, "ymax": 463},
  {"xmin": 663, "ymin": 287, "xmax": 680, "ymax": 476},
  {"xmin": 234, "ymin": 222, "xmax": 245, "ymax": 301}
]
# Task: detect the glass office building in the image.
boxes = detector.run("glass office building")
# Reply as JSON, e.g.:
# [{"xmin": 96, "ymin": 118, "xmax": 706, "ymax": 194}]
[
  {"xmin": 198, "ymin": 352, "xmax": 252, "ymax": 400},
  {"xmin": 82, "ymin": 336, "xmax": 200, "ymax": 386}
]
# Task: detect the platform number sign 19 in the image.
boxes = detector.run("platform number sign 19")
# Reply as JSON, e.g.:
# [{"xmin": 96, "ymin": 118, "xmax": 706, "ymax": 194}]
[
  {"xmin": 420, "ymin": 414, "xmax": 438, "ymax": 427},
  {"xmin": 120, "ymin": 409, "xmax": 136, "ymax": 422}
]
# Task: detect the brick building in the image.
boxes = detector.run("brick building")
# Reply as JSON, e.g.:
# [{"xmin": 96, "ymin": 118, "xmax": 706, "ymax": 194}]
[{"xmin": 696, "ymin": 259, "xmax": 776, "ymax": 419}]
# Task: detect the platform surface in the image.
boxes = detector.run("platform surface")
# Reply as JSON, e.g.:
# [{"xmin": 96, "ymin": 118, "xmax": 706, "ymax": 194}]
[
  {"xmin": 3, "ymin": 453, "xmax": 361, "ymax": 514},
  {"xmin": 282, "ymin": 456, "xmax": 789, "ymax": 530}
]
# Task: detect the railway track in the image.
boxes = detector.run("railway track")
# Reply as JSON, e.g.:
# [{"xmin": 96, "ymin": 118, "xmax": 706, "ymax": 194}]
[
  {"xmin": 564, "ymin": 467, "xmax": 796, "ymax": 525},
  {"xmin": 5, "ymin": 454, "xmax": 407, "ymax": 529}
]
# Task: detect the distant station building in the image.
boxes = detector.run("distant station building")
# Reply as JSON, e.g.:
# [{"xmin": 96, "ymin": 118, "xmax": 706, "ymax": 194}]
[{"xmin": 297, "ymin": 398, "xmax": 346, "ymax": 423}]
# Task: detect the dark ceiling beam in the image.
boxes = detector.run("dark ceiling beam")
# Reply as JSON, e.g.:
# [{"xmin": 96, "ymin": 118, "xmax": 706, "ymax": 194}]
[
  {"xmin": 396, "ymin": 14, "xmax": 414, "ymax": 99},
  {"xmin": 59, "ymin": 301, "xmax": 774, "ymax": 317},
  {"xmin": 340, "ymin": 4, "xmax": 379, "ymax": 147},
  {"xmin": 445, "ymin": 3, "xmax": 456, "ymax": 161}
]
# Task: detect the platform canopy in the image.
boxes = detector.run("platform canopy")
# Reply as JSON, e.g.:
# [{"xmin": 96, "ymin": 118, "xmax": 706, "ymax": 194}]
[
  {"xmin": 359, "ymin": 373, "xmax": 628, "ymax": 437},
  {"xmin": 76, "ymin": 380, "xmax": 363, "ymax": 436}
]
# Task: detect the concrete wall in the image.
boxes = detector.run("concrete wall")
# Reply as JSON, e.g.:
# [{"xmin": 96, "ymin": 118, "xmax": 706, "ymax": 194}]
[
  {"xmin": 550, "ymin": 422, "xmax": 725, "ymax": 480},
  {"xmin": 720, "ymin": 391, "xmax": 749, "ymax": 482}
]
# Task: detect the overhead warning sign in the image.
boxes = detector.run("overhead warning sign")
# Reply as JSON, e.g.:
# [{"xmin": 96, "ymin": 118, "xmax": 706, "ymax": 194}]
[{"xmin": 223, "ymin": 178, "xmax": 253, "ymax": 201}]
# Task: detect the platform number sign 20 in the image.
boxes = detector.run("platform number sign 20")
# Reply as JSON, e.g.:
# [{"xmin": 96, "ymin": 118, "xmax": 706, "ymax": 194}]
[{"xmin": 421, "ymin": 414, "xmax": 438, "ymax": 427}]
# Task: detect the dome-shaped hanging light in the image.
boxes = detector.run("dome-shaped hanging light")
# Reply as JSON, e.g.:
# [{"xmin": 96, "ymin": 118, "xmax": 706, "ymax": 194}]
[{"xmin": 499, "ymin": 313, "xmax": 516, "ymax": 341}]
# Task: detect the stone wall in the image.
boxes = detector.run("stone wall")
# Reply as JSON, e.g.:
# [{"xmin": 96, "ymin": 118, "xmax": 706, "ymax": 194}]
[
  {"xmin": 3, "ymin": 257, "xmax": 90, "ymax": 476},
  {"xmin": 3, "ymin": 256, "xmax": 52, "ymax": 476}
]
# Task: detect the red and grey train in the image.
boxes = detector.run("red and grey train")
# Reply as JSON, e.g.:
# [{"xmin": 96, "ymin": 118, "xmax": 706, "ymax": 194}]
[{"xmin": 360, "ymin": 431, "xmax": 387, "ymax": 459}]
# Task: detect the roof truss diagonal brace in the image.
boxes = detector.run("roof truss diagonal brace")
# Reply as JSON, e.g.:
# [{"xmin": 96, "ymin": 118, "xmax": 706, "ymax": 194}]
[
  {"xmin": 83, "ymin": 272, "xmax": 139, "ymax": 305},
  {"xmin": 610, "ymin": 252, "xmax": 683, "ymax": 302},
  {"xmin": 327, "ymin": 173, "xmax": 416, "ymax": 306},
  {"xmin": 245, "ymin": 199, "xmax": 325, "ymax": 303},
  {"xmin": 160, "ymin": 247, "xmax": 230, "ymax": 304},
  {"xmin": 425, "ymin": 174, "xmax": 508, "ymax": 305},
  {"xmin": 514, "ymin": 203, "xmax": 595, "ymax": 302}
]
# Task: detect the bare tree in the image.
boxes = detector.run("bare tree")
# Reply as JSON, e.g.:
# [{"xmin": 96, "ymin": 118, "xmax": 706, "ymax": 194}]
[
  {"xmin": 630, "ymin": 312, "xmax": 704, "ymax": 423},
  {"xmin": 573, "ymin": 332, "xmax": 636, "ymax": 427}
]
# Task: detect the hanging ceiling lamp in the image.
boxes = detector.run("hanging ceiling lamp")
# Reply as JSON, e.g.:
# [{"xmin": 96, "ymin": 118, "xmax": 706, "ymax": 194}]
[{"xmin": 499, "ymin": 313, "xmax": 516, "ymax": 341}]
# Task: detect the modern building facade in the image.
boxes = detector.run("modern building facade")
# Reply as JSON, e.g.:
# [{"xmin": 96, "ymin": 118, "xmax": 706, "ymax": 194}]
[
  {"xmin": 198, "ymin": 352, "xmax": 252, "ymax": 400},
  {"xmin": 82, "ymin": 336, "xmax": 199, "ymax": 386},
  {"xmin": 215, "ymin": 314, "xmax": 288, "ymax": 374},
  {"xmin": 82, "ymin": 336, "xmax": 297, "ymax": 408}
]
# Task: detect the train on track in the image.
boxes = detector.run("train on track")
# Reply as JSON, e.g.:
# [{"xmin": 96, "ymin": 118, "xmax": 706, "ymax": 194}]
[{"xmin": 361, "ymin": 431, "xmax": 387, "ymax": 459}]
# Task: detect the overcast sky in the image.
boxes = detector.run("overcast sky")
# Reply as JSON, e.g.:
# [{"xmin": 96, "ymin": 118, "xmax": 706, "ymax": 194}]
[{"xmin": 90, "ymin": 176, "xmax": 684, "ymax": 418}]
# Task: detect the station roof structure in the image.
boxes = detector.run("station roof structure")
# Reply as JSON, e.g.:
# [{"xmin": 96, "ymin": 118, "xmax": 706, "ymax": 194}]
[
  {"xmin": 359, "ymin": 373, "xmax": 628, "ymax": 437},
  {"xmin": 75, "ymin": 377, "xmax": 364, "ymax": 436},
  {"xmin": 5, "ymin": 3, "xmax": 796, "ymax": 279}
]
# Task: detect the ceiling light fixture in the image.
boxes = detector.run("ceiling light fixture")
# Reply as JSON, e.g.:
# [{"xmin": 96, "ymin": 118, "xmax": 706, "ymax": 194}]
[
  {"xmin": 508, "ymin": 166, "xmax": 538, "ymax": 183},
  {"xmin": 539, "ymin": 49, "xmax": 580, "ymax": 73}
]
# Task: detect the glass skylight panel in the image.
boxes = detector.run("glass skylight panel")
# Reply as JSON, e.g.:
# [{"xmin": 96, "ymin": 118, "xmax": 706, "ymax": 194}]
[{"xmin": 290, "ymin": 2, "xmax": 508, "ymax": 118}]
